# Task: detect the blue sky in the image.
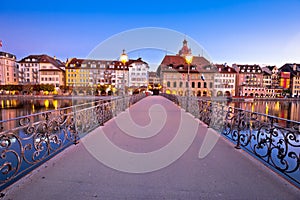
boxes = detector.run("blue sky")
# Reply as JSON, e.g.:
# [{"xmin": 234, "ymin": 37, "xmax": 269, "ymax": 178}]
[{"xmin": 1, "ymin": 0, "xmax": 300, "ymax": 70}]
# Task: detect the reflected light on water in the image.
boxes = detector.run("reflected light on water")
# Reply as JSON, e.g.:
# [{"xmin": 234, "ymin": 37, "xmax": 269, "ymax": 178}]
[
  {"xmin": 230, "ymin": 100, "xmax": 300, "ymax": 122},
  {"xmin": 44, "ymin": 100, "xmax": 49, "ymax": 109},
  {"xmin": 53, "ymin": 100, "xmax": 58, "ymax": 110},
  {"xmin": 32, "ymin": 104, "xmax": 35, "ymax": 113}
]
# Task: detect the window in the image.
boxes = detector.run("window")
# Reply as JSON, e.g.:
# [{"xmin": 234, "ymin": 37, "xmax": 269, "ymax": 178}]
[
  {"xmin": 209, "ymin": 82, "xmax": 213, "ymax": 88},
  {"xmin": 192, "ymin": 82, "xmax": 195, "ymax": 88},
  {"xmin": 173, "ymin": 82, "xmax": 177, "ymax": 87},
  {"xmin": 179, "ymin": 81, "xmax": 183, "ymax": 87},
  {"xmin": 204, "ymin": 82, "xmax": 207, "ymax": 88},
  {"xmin": 167, "ymin": 81, "xmax": 170, "ymax": 87},
  {"xmin": 198, "ymin": 82, "xmax": 201, "ymax": 88}
]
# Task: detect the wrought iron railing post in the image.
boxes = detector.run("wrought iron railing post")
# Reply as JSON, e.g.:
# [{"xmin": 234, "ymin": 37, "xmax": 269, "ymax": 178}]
[{"xmin": 235, "ymin": 110, "xmax": 242, "ymax": 149}]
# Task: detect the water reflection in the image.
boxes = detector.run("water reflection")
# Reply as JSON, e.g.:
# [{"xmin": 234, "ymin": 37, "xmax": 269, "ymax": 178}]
[
  {"xmin": 1, "ymin": 98, "xmax": 300, "ymax": 122},
  {"xmin": 229, "ymin": 101, "xmax": 300, "ymax": 122},
  {"xmin": 0, "ymin": 99, "xmax": 73, "ymax": 121}
]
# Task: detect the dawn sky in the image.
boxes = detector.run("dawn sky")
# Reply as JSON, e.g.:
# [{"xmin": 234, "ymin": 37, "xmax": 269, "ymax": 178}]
[{"xmin": 1, "ymin": 0, "xmax": 300, "ymax": 70}]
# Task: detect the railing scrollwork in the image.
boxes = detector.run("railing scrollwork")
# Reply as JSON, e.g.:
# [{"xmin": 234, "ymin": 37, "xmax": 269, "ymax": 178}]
[
  {"xmin": 161, "ymin": 93, "xmax": 300, "ymax": 188},
  {"xmin": 0, "ymin": 94, "xmax": 146, "ymax": 190}
]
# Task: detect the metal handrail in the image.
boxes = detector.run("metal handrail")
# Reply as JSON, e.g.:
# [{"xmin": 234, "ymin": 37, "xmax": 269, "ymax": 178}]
[
  {"xmin": 161, "ymin": 93, "xmax": 300, "ymax": 188},
  {"xmin": 0, "ymin": 94, "xmax": 146, "ymax": 190}
]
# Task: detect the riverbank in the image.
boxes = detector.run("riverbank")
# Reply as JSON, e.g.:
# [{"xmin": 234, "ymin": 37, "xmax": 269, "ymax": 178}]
[
  {"xmin": 0, "ymin": 94, "xmax": 118, "ymax": 100},
  {"xmin": 198, "ymin": 96, "xmax": 300, "ymax": 102}
]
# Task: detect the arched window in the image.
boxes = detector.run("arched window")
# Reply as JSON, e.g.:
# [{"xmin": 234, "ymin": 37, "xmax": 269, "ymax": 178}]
[
  {"xmin": 192, "ymin": 82, "xmax": 195, "ymax": 88},
  {"xmin": 173, "ymin": 81, "xmax": 177, "ymax": 88},
  {"xmin": 198, "ymin": 82, "xmax": 201, "ymax": 88},
  {"xmin": 167, "ymin": 81, "xmax": 170, "ymax": 87},
  {"xmin": 179, "ymin": 81, "xmax": 183, "ymax": 88}
]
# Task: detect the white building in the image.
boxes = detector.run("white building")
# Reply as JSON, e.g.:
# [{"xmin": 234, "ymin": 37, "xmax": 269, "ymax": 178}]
[
  {"xmin": 18, "ymin": 54, "xmax": 65, "ymax": 87},
  {"xmin": 214, "ymin": 64, "xmax": 237, "ymax": 97},
  {"xmin": 128, "ymin": 58, "xmax": 149, "ymax": 88}
]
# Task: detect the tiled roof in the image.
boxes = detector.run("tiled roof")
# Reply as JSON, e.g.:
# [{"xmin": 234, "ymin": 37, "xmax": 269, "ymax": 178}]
[
  {"xmin": 18, "ymin": 54, "xmax": 65, "ymax": 71},
  {"xmin": 215, "ymin": 64, "xmax": 237, "ymax": 73},
  {"xmin": 280, "ymin": 63, "xmax": 300, "ymax": 77},
  {"xmin": 0, "ymin": 51, "xmax": 16, "ymax": 59},
  {"xmin": 233, "ymin": 64, "xmax": 263, "ymax": 73},
  {"xmin": 160, "ymin": 55, "xmax": 214, "ymax": 73},
  {"xmin": 266, "ymin": 65, "xmax": 276, "ymax": 71},
  {"xmin": 262, "ymin": 67, "xmax": 272, "ymax": 75},
  {"xmin": 66, "ymin": 57, "xmax": 148, "ymax": 70}
]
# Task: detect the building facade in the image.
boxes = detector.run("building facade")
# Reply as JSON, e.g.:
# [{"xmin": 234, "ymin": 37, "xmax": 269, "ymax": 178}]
[
  {"xmin": 128, "ymin": 58, "xmax": 149, "ymax": 88},
  {"xmin": 280, "ymin": 63, "xmax": 300, "ymax": 97},
  {"xmin": 262, "ymin": 66, "xmax": 282, "ymax": 97},
  {"xmin": 65, "ymin": 58, "xmax": 130, "ymax": 94},
  {"xmin": 214, "ymin": 64, "xmax": 237, "ymax": 97},
  {"xmin": 0, "ymin": 51, "xmax": 18, "ymax": 85},
  {"xmin": 158, "ymin": 40, "xmax": 216, "ymax": 96},
  {"xmin": 233, "ymin": 64, "xmax": 264, "ymax": 97},
  {"xmin": 18, "ymin": 55, "xmax": 65, "ymax": 88}
]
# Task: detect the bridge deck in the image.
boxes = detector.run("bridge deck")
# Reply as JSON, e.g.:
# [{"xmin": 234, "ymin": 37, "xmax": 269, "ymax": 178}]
[{"xmin": 4, "ymin": 96, "xmax": 300, "ymax": 199}]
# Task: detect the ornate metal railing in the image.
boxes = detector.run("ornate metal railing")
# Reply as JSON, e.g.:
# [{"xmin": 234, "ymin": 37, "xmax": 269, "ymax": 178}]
[
  {"xmin": 162, "ymin": 94, "xmax": 300, "ymax": 188},
  {"xmin": 0, "ymin": 94, "xmax": 146, "ymax": 190}
]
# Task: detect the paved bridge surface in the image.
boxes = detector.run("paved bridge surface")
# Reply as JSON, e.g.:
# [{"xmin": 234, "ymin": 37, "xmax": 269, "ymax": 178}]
[{"xmin": 4, "ymin": 96, "xmax": 300, "ymax": 199}]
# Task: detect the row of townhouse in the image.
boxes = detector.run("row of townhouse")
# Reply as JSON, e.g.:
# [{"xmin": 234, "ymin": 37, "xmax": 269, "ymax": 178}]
[
  {"xmin": 0, "ymin": 51, "xmax": 149, "ymax": 94},
  {"xmin": 1, "ymin": 42, "xmax": 299, "ymax": 97},
  {"xmin": 65, "ymin": 57, "xmax": 149, "ymax": 94},
  {"xmin": 157, "ymin": 40, "xmax": 300, "ymax": 98}
]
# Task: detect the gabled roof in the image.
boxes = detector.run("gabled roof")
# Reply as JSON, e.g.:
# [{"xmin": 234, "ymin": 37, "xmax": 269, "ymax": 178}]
[
  {"xmin": 262, "ymin": 67, "xmax": 272, "ymax": 75},
  {"xmin": 65, "ymin": 57, "xmax": 148, "ymax": 70},
  {"xmin": 233, "ymin": 64, "xmax": 263, "ymax": 74},
  {"xmin": 215, "ymin": 64, "xmax": 237, "ymax": 73},
  {"xmin": 0, "ymin": 51, "xmax": 16, "ymax": 59},
  {"xmin": 160, "ymin": 55, "xmax": 214, "ymax": 73},
  {"xmin": 18, "ymin": 54, "xmax": 65, "ymax": 71},
  {"xmin": 128, "ymin": 57, "xmax": 148, "ymax": 66},
  {"xmin": 280, "ymin": 63, "xmax": 300, "ymax": 77},
  {"xmin": 266, "ymin": 65, "xmax": 277, "ymax": 71}
]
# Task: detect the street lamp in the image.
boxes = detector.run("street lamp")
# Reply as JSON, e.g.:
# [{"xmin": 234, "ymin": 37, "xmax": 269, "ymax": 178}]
[
  {"xmin": 185, "ymin": 53, "xmax": 193, "ymax": 112},
  {"xmin": 185, "ymin": 54, "xmax": 193, "ymax": 96},
  {"xmin": 120, "ymin": 49, "xmax": 128, "ymax": 96}
]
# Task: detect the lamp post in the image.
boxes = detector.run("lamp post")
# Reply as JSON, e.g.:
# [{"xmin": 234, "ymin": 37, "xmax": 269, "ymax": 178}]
[
  {"xmin": 185, "ymin": 54, "xmax": 193, "ymax": 112},
  {"xmin": 120, "ymin": 49, "xmax": 128, "ymax": 96}
]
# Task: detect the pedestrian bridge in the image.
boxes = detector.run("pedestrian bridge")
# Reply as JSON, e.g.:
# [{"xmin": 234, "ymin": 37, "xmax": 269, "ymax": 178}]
[{"xmin": 2, "ymin": 95, "xmax": 300, "ymax": 199}]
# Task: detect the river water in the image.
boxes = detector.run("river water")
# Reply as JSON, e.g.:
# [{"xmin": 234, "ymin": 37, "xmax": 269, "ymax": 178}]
[
  {"xmin": 229, "ymin": 100, "xmax": 300, "ymax": 122},
  {"xmin": 0, "ymin": 98, "xmax": 300, "ymax": 122}
]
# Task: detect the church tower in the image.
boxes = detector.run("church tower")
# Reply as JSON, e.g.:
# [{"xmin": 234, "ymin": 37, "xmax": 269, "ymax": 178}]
[{"xmin": 178, "ymin": 39, "xmax": 192, "ymax": 56}]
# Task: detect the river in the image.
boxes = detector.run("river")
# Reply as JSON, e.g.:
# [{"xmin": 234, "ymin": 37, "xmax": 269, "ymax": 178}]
[{"xmin": 0, "ymin": 98, "xmax": 300, "ymax": 122}]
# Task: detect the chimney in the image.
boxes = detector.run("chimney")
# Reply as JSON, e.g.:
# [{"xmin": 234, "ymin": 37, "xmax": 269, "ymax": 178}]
[{"xmin": 293, "ymin": 63, "xmax": 297, "ymax": 71}]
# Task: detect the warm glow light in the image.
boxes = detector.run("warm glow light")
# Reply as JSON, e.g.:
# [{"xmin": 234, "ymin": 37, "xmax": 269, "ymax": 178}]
[
  {"xmin": 44, "ymin": 100, "xmax": 49, "ymax": 108},
  {"xmin": 53, "ymin": 100, "xmax": 58, "ymax": 109},
  {"xmin": 185, "ymin": 54, "xmax": 193, "ymax": 65},
  {"xmin": 265, "ymin": 102, "xmax": 269, "ymax": 115},
  {"xmin": 120, "ymin": 49, "xmax": 128, "ymax": 65}
]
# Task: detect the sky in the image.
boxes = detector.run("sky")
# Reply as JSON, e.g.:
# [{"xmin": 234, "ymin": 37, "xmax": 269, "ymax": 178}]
[{"xmin": 0, "ymin": 0, "xmax": 300, "ymax": 70}]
